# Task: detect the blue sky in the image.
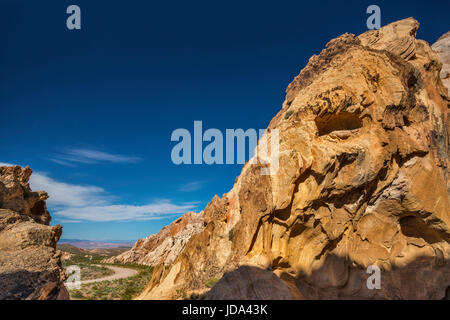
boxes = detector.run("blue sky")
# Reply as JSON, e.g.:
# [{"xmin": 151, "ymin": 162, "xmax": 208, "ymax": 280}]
[{"xmin": 1, "ymin": 0, "xmax": 448, "ymax": 240}]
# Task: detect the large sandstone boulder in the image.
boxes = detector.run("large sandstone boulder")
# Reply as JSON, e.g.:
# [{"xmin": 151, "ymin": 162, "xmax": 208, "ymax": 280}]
[
  {"xmin": 103, "ymin": 211, "xmax": 203, "ymax": 266},
  {"xmin": 0, "ymin": 166, "xmax": 69, "ymax": 300},
  {"xmin": 139, "ymin": 18, "xmax": 450, "ymax": 300}
]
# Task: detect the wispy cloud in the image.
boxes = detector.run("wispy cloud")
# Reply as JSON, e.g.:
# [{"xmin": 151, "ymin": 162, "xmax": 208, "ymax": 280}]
[
  {"xmin": 0, "ymin": 162, "xmax": 15, "ymax": 167},
  {"xmin": 56, "ymin": 219, "xmax": 83, "ymax": 223},
  {"xmin": 54, "ymin": 201, "xmax": 197, "ymax": 222},
  {"xmin": 29, "ymin": 172, "xmax": 196, "ymax": 222},
  {"xmin": 51, "ymin": 148, "xmax": 143, "ymax": 166},
  {"xmin": 30, "ymin": 172, "xmax": 110, "ymax": 207},
  {"xmin": 49, "ymin": 159, "xmax": 77, "ymax": 167},
  {"xmin": 3, "ymin": 161, "xmax": 197, "ymax": 222},
  {"xmin": 178, "ymin": 181, "xmax": 205, "ymax": 192}
]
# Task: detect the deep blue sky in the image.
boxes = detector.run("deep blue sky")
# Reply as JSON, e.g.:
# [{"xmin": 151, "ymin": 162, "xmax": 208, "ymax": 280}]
[{"xmin": 1, "ymin": 0, "xmax": 448, "ymax": 240}]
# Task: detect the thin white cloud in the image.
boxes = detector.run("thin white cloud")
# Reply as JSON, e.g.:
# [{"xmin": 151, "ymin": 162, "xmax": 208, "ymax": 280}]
[
  {"xmin": 54, "ymin": 201, "xmax": 197, "ymax": 222},
  {"xmin": 55, "ymin": 219, "xmax": 83, "ymax": 223},
  {"xmin": 30, "ymin": 172, "xmax": 110, "ymax": 208},
  {"xmin": 3, "ymin": 162, "xmax": 197, "ymax": 222},
  {"xmin": 51, "ymin": 148, "xmax": 143, "ymax": 166},
  {"xmin": 0, "ymin": 162, "xmax": 15, "ymax": 167},
  {"xmin": 2, "ymin": 162, "xmax": 109, "ymax": 209},
  {"xmin": 49, "ymin": 159, "xmax": 77, "ymax": 167},
  {"xmin": 30, "ymin": 172, "xmax": 196, "ymax": 222},
  {"xmin": 178, "ymin": 181, "xmax": 205, "ymax": 192}
]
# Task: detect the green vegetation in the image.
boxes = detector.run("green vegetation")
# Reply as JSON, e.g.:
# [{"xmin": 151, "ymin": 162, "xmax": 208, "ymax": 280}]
[
  {"xmin": 228, "ymin": 228, "xmax": 234, "ymax": 241},
  {"xmin": 58, "ymin": 244, "xmax": 129, "ymax": 265},
  {"xmin": 70, "ymin": 289, "xmax": 84, "ymax": 299},
  {"xmin": 205, "ymin": 277, "xmax": 219, "ymax": 288},
  {"xmin": 80, "ymin": 264, "xmax": 113, "ymax": 280},
  {"xmin": 60, "ymin": 244, "xmax": 152, "ymax": 300},
  {"xmin": 68, "ymin": 264, "xmax": 153, "ymax": 300},
  {"xmin": 285, "ymin": 110, "xmax": 294, "ymax": 119}
]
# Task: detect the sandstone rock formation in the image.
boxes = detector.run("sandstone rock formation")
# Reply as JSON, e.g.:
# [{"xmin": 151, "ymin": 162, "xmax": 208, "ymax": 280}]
[
  {"xmin": 433, "ymin": 31, "xmax": 450, "ymax": 200},
  {"xmin": 139, "ymin": 18, "xmax": 450, "ymax": 300},
  {"xmin": 103, "ymin": 211, "xmax": 203, "ymax": 266},
  {"xmin": 0, "ymin": 166, "xmax": 69, "ymax": 300},
  {"xmin": 433, "ymin": 31, "xmax": 450, "ymax": 90}
]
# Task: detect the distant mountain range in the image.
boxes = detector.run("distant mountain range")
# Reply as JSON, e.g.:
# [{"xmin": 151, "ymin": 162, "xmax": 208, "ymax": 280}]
[{"xmin": 59, "ymin": 239, "xmax": 135, "ymax": 249}]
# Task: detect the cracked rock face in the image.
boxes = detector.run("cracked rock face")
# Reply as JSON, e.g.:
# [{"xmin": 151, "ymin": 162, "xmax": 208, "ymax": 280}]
[
  {"xmin": 433, "ymin": 31, "xmax": 450, "ymax": 91},
  {"xmin": 103, "ymin": 211, "xmax": 203, "ymax": 266},
  {"xmin": 139, "ymin": 18, "xmax": 450, "ymax": 300},
  {"xmin": 0, "ymin": 166, "xmax": 69, "ymax": 300}
]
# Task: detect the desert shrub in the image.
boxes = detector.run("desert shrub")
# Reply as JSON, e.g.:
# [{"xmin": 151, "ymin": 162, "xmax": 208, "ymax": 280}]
[
  {"xmin": 71, "ymin": 290, "xmax": 84, "ymax": 299},
  {"xmin": 285, "ymin": 110, "xmax": 294, "ymax": 119},
  {"xmin": 228, "ymin": 228, "xmax": 234, "ymax": 241},
  {"xmin": 68, "ymin": 263, "xmax": 153, "ymax": 300},
  {"xmin": 120, "ymin": 283, "xmax": 138, "ymax": 300},
  {"xmin": 205, "ymin": 277, "xmax": 219, "ymax": 288}
]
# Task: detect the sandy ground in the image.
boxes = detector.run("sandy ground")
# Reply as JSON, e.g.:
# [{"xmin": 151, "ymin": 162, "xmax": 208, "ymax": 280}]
[{"xmin": 80, "ymin": 265, "xmax": 138, "ymax": 284}]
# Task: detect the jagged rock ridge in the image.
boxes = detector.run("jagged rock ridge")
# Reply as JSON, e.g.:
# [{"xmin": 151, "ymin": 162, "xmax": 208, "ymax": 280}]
[
  {"xmin": 139, "ymin": 18, "xmax": 450, "ymax": 300},
  {"xmin": 103, "ymin": 211, "xmax": 203, "ymax": 266},
  {"xmin": 0, "ymin": 166, "xmax": 69, "ymax": 300}
]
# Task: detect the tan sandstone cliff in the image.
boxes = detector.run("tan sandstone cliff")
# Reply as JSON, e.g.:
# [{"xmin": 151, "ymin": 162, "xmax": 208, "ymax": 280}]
[
  {"xmin": 0, "ymin": 166, "xmax": 69, "ymax": 300},
  {"xmin": 433, "ymin": 30, "xmax": 450, "ymax": 198},
  {"xmin": 103, "ymin": 211, "xmax": 203, "ymax": 266},
  {"xmin": 433, "ymin": 31, "xmax": 450, "ymax": 91},
  {"xmin": 138, "ymin": 18, "xmax": 450, "ymax": 300}
]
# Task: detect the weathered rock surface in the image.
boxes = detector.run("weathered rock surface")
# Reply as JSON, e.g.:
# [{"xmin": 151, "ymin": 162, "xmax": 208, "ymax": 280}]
[
  {"xmin": 433, "ymin": 31, "xmax": 450, "ymax": 199},
  {"xmin": 433, "ymin": 31, "xmax": 450, "ymax": 91},
  {"xmin": 103, "ymin": 211, "xmax": 203, "ymax": 266},
  {"xmin": 139, "ymin": 18, "xmax": 450, "ymax": 300},
  {"xmin": 0, "ymin": 166, "xmax": 69, "ymax": 300}
]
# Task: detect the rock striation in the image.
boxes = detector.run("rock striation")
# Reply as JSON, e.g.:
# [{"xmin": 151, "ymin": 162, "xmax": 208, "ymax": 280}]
[
  {"xmin": 433, "ymin": 31, "xmax": 450, "ymax": 91},
  {"xmin": 139, "ymin": 18, "xmax": 450, "ymax": 300},
  {"xmin": 0, "ymin": 166, "xmax": 69, "ymax": 300},
  {"xmin": 103, "ymin": 211, "xmax": 203, "ymax": 266}
]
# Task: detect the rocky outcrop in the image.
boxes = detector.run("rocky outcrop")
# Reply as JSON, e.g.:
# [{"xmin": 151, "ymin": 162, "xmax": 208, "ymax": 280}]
[
  {"xmin": 103, "ymin": 211, "xmax": 203, "ymax": 266},
  {"xmin": 433, "ymin": 31, "xmax": 450, "ymax": 200},
  {"xmin": 139, "ymin": 18, "xmax": 450, "ymax": 300},
  {"xmin": 433, "ymin": 31, "xmax": 450, "ymax": 90},
  {"xmin": 0, "ymin": 166, "xmax": 69, "ymax": 300},
  {"xmin": 0, "ymin": 166, "xmax": 51, "ymax": 225}
]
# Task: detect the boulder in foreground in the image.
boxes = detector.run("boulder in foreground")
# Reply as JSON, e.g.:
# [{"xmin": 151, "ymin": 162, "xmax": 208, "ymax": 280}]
[{"xmin": 0, "ymin": 166, "xmax": 69, "ymax": 300}]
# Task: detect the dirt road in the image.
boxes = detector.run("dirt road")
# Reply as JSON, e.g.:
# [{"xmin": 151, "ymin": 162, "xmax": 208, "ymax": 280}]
[{"xmin": 80, "ymin": 265, "xmax": 138, "ymax": 284}]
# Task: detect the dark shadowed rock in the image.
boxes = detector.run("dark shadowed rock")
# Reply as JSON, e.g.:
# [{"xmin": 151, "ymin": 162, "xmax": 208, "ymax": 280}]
[{"xmin": 204, "ymin": 266, "xmax": 298, "ymax": 300}]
